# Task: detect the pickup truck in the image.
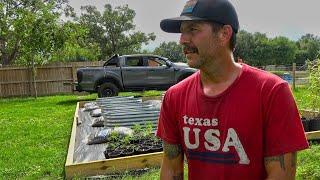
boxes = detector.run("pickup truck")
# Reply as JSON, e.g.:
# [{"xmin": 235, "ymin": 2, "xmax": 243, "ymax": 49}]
[{"xmin": 76, "ymin": 54, "xmax": 197, "ymax": 97}]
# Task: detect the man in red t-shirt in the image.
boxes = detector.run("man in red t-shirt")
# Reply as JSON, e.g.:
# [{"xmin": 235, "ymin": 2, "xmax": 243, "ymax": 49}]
[{"xmin": 156, "ymin": 0, "xmax": 309, "ymax": 179}]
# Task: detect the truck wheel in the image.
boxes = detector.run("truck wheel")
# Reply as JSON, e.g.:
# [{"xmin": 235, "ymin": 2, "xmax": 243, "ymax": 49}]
[{"xmin": 98, "ymin": 83, "xmax": 119, "ymax": 97}]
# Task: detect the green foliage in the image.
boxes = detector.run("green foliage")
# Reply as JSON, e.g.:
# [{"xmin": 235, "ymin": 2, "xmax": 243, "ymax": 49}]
[
  {"xmin": 79, "ymin": 4, "xmax": 155, "ymax": 60},
  {"xmin": 306, "ymin": 59, "xmax": 320, "ymax": 111},
  {"xmin": 51, "ymin": 22, "xmax": 101, "ymax": 62},
  {"xmin": 109, "ymin": 131, "xmax": 121, "ymax": 142},
  {"xmin": 235, "ymin": 31, "xmax": 272, "ymax": 66},
  {"xmin": 296, "ymin": 34, "xmax": 320, "ymax": 62},
  {"xmin": 153, "ymin": 41, "xmax": 186, "ymax": 62},
  {"xmin": 269, "ymin": 36, "xmax": 297, "ymax": 65},
  {"xmin": 132, "ymin": 124, "xmax": 144, "ymax": 140},
  {"xmin": 132, "ymin": 124, "xmax": 142, "ymax": 133},
  {"xmin": 0, "ymin": 0, "xmax": 70, "ymax": 65},
  {"xmin": 145, "ymin": 122, "xmax": 154, "ymax": 137},
  {"xmin": 234, "ymin": 30, "xmax": 320, "ymax": 66}
]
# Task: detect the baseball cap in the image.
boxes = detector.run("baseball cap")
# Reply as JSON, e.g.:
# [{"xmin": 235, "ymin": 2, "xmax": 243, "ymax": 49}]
[{"xmin": 160, "ymin": 0, "xmax": 239, "ymax": 33}]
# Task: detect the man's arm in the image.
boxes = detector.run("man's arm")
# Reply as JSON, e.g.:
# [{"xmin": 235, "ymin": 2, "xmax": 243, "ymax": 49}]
[
  {"xmin": 264, "ymin": 152, "xmax": 297, "ymax": 180},
  {"xmin": 160, "ymin": 141, "xmax": 184, "ymax": 180}
]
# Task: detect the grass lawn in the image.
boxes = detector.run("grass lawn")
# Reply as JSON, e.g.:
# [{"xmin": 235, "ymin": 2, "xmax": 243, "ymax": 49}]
[
  {"xmin": 0, "ymin": 88, "xmax": 319, "ymax": 179},
  {"xmin": 0, "ymin": 94, "xmax": 96, "ymax": 179}
]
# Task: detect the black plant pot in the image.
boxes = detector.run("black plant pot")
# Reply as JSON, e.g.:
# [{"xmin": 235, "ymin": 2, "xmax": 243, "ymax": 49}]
[
  {"xmin": 136, "ymin": 145, "xmax": 152, "ymax": 155},
  {"xmin": 142, "ymin": 140, "xmax": 154, "ymax": 147},
  {"xmin": 309, "ymin": 118, "xmax": 320, "ymax": 131},
  {"xmin": 122, "ymin": 147, "xmax": 135, "ymax": 157},
  {"xmin": 301, "ymin": 119, "xmax": 310, "ymax": 132},
  {"xmin": 104, "ymin": 150, "xmax": 109, "ymax": 159},
  {"xmin": 153, "ymin": 141, "xmax": 163, "ymax": 147},
  {"xmin": 107, "ymin": 150, "xmax": 122, "ymax": 159},
  {"xmin": 105, "ymin": 144, "xmax": 117, "ymax": 153},
  {"xmin": 150, "ymin": 144, "xmax": 163, "ymax": 153}
]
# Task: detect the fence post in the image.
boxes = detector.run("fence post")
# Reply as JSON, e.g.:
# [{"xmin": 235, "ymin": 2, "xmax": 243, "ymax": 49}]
[
  {"xmin": 292, "ymin": 63, "xmax": 296, "ymax": 90},
  {"xmin": 29, "ymin": 66, "xmax": 33, "ymax": 96},
  {"xmin": 71, "ymin": 63, "xmax": 77, "ymax": 92}
]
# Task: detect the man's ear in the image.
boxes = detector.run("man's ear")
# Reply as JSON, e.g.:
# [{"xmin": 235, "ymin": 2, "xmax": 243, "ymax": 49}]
[{"xmin": 220, "ymin": 25, "xmax": 233, "ymax": 47}]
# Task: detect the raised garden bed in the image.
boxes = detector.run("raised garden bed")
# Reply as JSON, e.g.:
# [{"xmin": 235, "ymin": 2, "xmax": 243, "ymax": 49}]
[{"xmin": 65, "ymin": 101, "xmax": 163, "ymax": 179}]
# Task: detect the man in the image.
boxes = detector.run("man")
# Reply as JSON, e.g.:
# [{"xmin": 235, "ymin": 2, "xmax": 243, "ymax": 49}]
[{"xmin": 156, "ymin": 0, "xmax": 309, "ymax": 179}]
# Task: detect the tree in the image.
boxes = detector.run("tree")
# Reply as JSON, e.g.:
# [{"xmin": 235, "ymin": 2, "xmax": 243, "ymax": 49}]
[
  {"xmin": 51, "ymin": 21, "xmax": 100, "ymax": 62},
  {"xmin": 0, "ymin": 0, "xmax": 72, "ymax": 65},
  {"xmin": 234, "ymin": 30, "xmax": 255, "ymax": 62},
  {"xmin": 296, "ymin": 34, "xmax": 320, "ymax": 64},
  {"xmin": 21, "ymin": 3, "xmax": 67, "ymax": 98},
  {"xmin": 79, "ymin": 4, "xmax": 155, "ymax": 60},
  {"xmin": 250, "ymin": 32, "xmax": 272, "ymax": 66},
  {"xmin": 269, "ymin": 36, "xmax": 297, "ymax": 66},
  {"xmin": 235, "ymin": 31, "xmax": 273, "ymax": 66},
  {"xmin": 153, "ymin": 41, "xmax": 186, "ymax": 62},
  {"xmin": 235, "ymin": 31, "xmax": 300, "ymax": 67}
]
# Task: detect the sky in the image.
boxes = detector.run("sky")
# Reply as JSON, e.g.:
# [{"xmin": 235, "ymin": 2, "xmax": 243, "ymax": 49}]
[{"xmin": 68, "ymin": 0, "xmax": 320, "ymax": 50}]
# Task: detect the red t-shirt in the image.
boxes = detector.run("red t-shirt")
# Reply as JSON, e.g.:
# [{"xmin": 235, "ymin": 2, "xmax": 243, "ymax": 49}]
[{"xmin": 156, "ymin": 64, "xmax": 308, "ymax": 180}]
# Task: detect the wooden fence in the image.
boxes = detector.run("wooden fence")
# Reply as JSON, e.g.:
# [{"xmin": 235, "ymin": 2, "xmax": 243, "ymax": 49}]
[
  {"xmin": 0, "ymin": 61, "xmax": 104, "ymax": 98},
  {"xmin": 0, "ymin": 62, "xmax": 310, "ymax": 98}
]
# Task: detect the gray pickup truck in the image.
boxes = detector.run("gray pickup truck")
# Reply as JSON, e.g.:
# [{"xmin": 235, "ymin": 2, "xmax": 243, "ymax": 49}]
[{"xmin": 76, "ymin": 54, "xmax": 197, "ymax": 97}]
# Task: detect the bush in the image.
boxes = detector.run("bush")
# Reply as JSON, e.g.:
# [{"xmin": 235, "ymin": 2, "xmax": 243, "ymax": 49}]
[{"xmin": 307, "ymin": 59, "xmax": 320, "ymax": 111}]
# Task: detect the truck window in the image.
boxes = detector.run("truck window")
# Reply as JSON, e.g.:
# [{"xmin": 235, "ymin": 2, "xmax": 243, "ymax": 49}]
[
  {"xmin": 126, "ymin": 57, "xmax": 143, "ymax": 66},
  {"xmin": 148, "ymin": 58, "xmax": 166, "ymax": 67},
  {"xmin": 105, "ymin": 58, "xmax": 119, "ymax": 67}
]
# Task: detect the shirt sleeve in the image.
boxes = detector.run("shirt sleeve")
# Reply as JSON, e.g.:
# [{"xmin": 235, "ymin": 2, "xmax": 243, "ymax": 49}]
[
  {"xmin": 156, "ymin": 90, "xmax": 181, "ymax": 144},
  {"xmin": 263, "ymin": 82, "xmax": 309, "ymax": 157}
]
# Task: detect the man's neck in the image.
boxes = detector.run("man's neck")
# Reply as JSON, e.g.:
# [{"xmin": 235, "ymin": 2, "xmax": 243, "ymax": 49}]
[{"xmin": 200, "ymin": 54, "xmax": 242, "ymax": 97}]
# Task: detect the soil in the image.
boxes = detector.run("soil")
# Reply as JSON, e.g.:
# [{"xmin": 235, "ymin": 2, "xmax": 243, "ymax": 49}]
[{"xmin": 104, "ymin": 136, "xmax": 163, "ymax": 159}]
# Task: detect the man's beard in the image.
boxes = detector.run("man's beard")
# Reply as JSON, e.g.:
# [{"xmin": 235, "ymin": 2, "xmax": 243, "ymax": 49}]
[
  {"xmin": 183, "ymin": 45, "xmax": 203, "ymax": 69},
  {"xmin": 187, "ymin": 56, "xmax": 205, "ymax": 69},
  {"xmin": 183, "ymin": 44, "xmax": 204, "ymax": 69}
]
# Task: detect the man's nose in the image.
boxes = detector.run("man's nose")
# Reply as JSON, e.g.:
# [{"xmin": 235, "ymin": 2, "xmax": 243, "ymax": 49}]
[{"xmin": 179, "ymin": 33, "xmax": 190, "ymax": 45}]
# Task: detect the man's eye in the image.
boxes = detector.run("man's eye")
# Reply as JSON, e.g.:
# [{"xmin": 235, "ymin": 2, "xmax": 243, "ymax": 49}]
[{"xmin": 189, "ymin": 28, "xmax": 198, "ymax": 32}]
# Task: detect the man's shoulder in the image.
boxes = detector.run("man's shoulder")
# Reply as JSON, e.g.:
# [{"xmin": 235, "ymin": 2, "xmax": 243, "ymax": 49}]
[
  {"xmin": 166, "ymin": 71, "xmax": 199, "ymax": 96},
  {"xmin": 243, "ymin": 64, "xmax": 286, "ymax": 86}
]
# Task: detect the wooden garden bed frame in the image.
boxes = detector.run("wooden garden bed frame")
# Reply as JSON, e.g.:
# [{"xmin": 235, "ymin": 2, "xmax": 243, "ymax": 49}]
[{"xmin": 65, "ymin": 102, "xmax": 320, "ymax": 179}]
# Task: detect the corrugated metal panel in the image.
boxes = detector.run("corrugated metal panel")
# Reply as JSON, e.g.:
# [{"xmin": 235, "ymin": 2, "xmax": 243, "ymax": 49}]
[
  {"xmin": 105, "ymin": 116, "xmax": 158, "ymax": 124},
  {"xmin": 96, "ymin": 96, "xmax": 135, "ymax": 102},
  {"xmin": 102, "ymin": 108, "xmax": 159, "ymax": 114},
  {"xmin": 95, "ymin": 97, "xmax": 161, "ymax": 129},
  {"xmin": 101, "ymin": 105, "xmax": 155, "ymax": 112},
  {"xmin": 99, "ymin": 102, "xmax": 149, "ymax": 108},
  {"xmin": 97, "ymin": 99, "xmax": 143, "ymax": 105},
  {"xmin": 105, "ymin": 113, "xmax": 159, "ymax": 120},
  {"xmin": 103, "ymin": 110, "xmax": 160, "ymax": 116}
]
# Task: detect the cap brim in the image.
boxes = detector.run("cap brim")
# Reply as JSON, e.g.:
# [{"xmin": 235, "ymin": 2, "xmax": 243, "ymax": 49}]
[{"xmin": 160, "ymin": 16, "xmax": 206, "ymax": 33}]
